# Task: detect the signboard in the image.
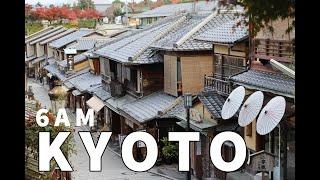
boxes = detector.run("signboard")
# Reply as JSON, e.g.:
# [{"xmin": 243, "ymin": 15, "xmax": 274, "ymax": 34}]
[{"xmin": 249, "ymin": 151, "xmax": 276, "ymax": 172}]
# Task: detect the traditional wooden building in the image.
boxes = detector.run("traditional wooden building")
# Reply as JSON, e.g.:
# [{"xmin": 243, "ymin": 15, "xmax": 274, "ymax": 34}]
[
  {"xmin": 25, "ymin": 26, "xmax": 63, "ymax": 78},
  {"xmin": 94, "ymin": 16, "xmax": 185, "ymax": 158},
  {"xmin": 160, "ymin": 90, "xmax": 240, "ymax": 179},
  {"xmin": 229, "ymin": 17, "xmax": 295, "ymax": 180},
  {"xmin": 39, "ymin": 28, "xmax": 77, "ymax": 62},
  {"xmin": 132, "ymin": 1, "xmax": 219, "ymax": 27},
  {"xmin": 27, "ymin": 27, "xmax": 74, "ymax": 79},
  {"xmin": 48, "ymin": 28, "xmax": 103, "ymax": 62},
  {"xmin": 43, "ymin": 29, "xmax": 105, "ymax": 89}
]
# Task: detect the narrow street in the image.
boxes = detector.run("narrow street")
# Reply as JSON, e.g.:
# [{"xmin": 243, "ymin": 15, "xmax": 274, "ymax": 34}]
[{"xmin": 28, "ymin": 79, "xmax": 171, "ymax": 180}]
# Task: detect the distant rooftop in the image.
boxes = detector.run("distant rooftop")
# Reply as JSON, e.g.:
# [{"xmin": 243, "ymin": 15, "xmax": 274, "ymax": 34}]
[
  {"xmin": 49, "ymin": 28, "xmax": 96, "ymax": 49},
  {"xmin": 95, "ymin": 15, "xmax": 183, "ymax": 64},
  {"xmin": 133, "ymin": 1, "xmax": 219, "ymax": 18},
  {"xmin": 25, "ymin": 26, "xmax": 63, "ymax": 44}
]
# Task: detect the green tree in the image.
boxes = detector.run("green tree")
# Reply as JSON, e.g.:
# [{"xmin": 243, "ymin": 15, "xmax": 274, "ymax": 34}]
[
  {"xmin": 77, "ymin": 0, "xmax": 95, "ymax": 10},
  {"xmin": 219, "ymin": 0, "xmax": 295, "ymax": 36},
  {"xmin": 112, "ymin": 0, "xmax": 121, "ymax": 4},
  {"xmin": 113, "ymin": 7, "xmax": 124, "ymax": 16}
]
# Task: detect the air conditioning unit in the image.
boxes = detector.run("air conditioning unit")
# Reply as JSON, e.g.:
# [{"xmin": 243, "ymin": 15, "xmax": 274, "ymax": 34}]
[{"xmin": 110, "ymin": 81, "xmax": 125, "ymax": 97}]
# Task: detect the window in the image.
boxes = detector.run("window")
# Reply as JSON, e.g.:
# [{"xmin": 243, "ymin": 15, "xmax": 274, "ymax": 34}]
[
  {"xmin": 177, "ymin": 58, "xmax": 181, "ymax": 81},
  {"xmin": 177, "ymin": 58, "xmax": 182, "ymax": 95},
  {"xmin": 214, "ymin": 55, "xmax": 246, "ymax": 78},
  {"xmin": 100, "ymin": 58, "xmax": 105, "ymax": 75},
  {"xmin": 109, "ymin": 61, "xmax": 117, "ymax": 80},
  {"xmin": 128, "ymin": 69, "xmax": 137, "ymax": 91}
]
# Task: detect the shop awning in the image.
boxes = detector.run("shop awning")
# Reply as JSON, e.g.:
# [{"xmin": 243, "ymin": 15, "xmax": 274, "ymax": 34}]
[
  {"xmin": 72, "ymin": 89, "xmax": 82, "ymax": 96},
  {"xmin": 86, "ymin": 96, "xmax": 105, "ymax": 112}
]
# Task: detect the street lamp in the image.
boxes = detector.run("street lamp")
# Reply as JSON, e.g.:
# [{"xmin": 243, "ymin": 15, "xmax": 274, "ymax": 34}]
[{"xmin": 183, "ymin": 93, "xmax": 192, "ymax": 180}]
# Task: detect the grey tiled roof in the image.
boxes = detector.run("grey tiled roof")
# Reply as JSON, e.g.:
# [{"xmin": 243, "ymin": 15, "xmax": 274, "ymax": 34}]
[
  {"xmin": 49, "ymin": 29, "xmax": 95, "ymax": 49},
  {"xmin": 66, "ymin": 38, "xmax": 111, "ymax": 51},
  {"xmin": 133, "ymin": 1, "xmax": 218, "ymax": 18},
  {"xmin": 44, "ymin": 63, "xmax": 89, "ymax": 81},
  {"xmin": 91, "ymin": 85, "xmax": 111, "ymax": 101},
  {"xmin": 162, "ymin": 96, "xmax": 217, "ymax": 131},
  {"xmin": 66, "ymin": 72, "xmax": 101, "ymax": 93},
  {"xmin": 198, "ymin": 91, "xmax": 226, "ymax": 119},
  {"xmin": 29, "ymin": 28, "xmax": 67, "ymax": 45},
  {"xmin": 39, "ymin": 29, "xmax": 77, "ymax": 45},
  {"xmin": 67, "ymin": 38, "xmax": 97, "ymax": 51},
  {"xmin": 95, "ymin": 16, "xmax": 182, "ymax": 64},
  {"xmin": 122, "ymin": 92, "xmax": 176, "ymax": 123},
  {"xmin": 47, "ymin": 57, "xmax": 56, "ymax": 65},
  {"xmin": 161, "ymin": 97, "xmax": 185, "ymax": 119},
  {"xmin": 25, "ymin": 27, "xmax": 62, "ymax": 44},
  {"xmin": 25, "ymin": 26, "xmax": 54, "ymax": 41},
  {"xmin": 57, "ymin": 53, "xmax": 87, "ymax": 68},
  {"xmin": 105, "ymin": 94, "xmax": 137, "ymax": 114},
  {"xmin": 194, "ymin": 13, "xmax": 248, "ymax": 44},
  {"xmin": 63, "ymin": 81, "xmax": 74, "ymax": 89},
  {"xmin": 152, "ymin": 13, "xmax": 212, "ymax": 51},
  {"xmin": 230, "ymin": 69, "xmax": 295, "ymax": 98},
  {"xmin": 44, "ymin": 63, "xmax": 67, "ymax": 81}
]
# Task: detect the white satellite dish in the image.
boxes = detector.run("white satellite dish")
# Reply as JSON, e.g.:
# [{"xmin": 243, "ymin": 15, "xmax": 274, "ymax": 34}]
[
  {"xmin": 238, "ymin": 91, "xmax": 264, "ymax": 127},
  {"xmin": 256, "ymin": 96, "xmax": 286, "ymax": 135},
  {"xmin": 221, "ymin": 86, "xmax": 245, "ymax": 120}
]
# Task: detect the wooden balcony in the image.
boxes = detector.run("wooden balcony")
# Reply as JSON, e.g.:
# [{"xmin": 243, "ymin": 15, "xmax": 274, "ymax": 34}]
[
  {"xmin": 253, "ymin": 38, "xmax": 295, "ymax": 63},
  {"xmin": 204, "ymin": 75, "xmax": 231, "ymax": 96}
]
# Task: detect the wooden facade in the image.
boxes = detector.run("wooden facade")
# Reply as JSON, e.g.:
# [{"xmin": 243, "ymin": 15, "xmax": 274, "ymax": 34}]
[
  {"xmin": 181, "ymin": 56, "xmax": 213, "ymax": 95},
  {"xmin": 164, "ymin": 55, "xmax": 178, "ymax": 96},
  {"xmin": 244, "ymin": 119, "xmax": 263, "ymax": 151},
  {"xmin": 212, "ymin": 43, "xmax": 248, "ymax": 79},
  {"xmin": 100, "ymin": 57, "xmax": 163, "ymax": 98},
  {"xmin": 163, "ymin": 52, "xmax": 214, "ymax": 97}
]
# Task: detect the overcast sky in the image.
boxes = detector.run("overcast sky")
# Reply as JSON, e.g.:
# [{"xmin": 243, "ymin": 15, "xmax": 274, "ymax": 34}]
[{"xmin": 25, "ymin": 0, "xmax": 145, "ymax": 6}]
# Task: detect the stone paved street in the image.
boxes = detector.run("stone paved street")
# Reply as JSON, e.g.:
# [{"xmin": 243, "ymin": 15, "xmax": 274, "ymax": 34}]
[{"xmin": 28, "ymin": 78, "xmax": 51, "ymax": 109}]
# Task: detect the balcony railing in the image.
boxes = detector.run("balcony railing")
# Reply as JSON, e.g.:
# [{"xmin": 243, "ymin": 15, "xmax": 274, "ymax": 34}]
[
  {"xmin": 254, "ymin": 38, "xmax": 295, "ymax": 63},
  {"xmin": 204, "ymin": 75, "xmax": 231, "ymax": 96}
]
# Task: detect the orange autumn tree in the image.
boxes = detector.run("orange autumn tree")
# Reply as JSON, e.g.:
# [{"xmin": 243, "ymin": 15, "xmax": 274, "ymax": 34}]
[{"xmin": 25, "ymin": 100, "xmax": 75, "ymax": 170}]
